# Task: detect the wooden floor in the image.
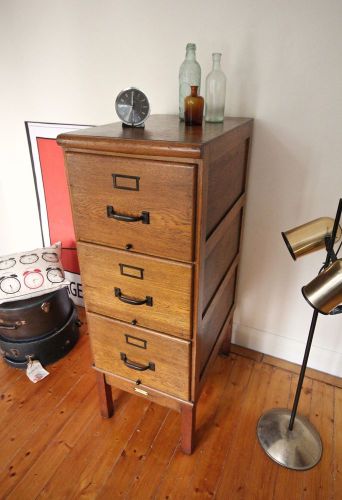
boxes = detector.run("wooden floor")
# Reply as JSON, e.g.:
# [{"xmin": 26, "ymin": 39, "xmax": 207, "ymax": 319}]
[{"xmin": 0, "ymin": 315, "xmax": 341, "ymax": 499}]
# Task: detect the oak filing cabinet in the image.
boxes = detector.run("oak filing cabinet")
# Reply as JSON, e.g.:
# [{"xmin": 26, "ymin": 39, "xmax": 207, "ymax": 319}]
[{"xmin": 57, "ymin": 114, "xmax": 253, "ymax": 454}]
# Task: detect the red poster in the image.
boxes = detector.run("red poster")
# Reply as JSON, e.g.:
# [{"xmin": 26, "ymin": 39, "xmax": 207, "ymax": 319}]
[
  {"xmin": 37, "ymin": 138, "xmax": 80, "ymax": 275},
  {"xmin": 26, "ymin": 122, "xmax": 91, "ymax": 306}
]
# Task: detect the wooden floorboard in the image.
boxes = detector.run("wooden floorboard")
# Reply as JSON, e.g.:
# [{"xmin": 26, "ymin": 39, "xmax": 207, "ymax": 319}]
[
  {"xmin": 243, "ymin": 367, "xmax": 292, "ymax": 500},
  {"xmin": 334, "ymin": 386, "xmax": 342, "ymax": 498},
  {"xmin": 214, "ymin": 362, "xmax": 274, "ymax": 499},
  {"xmin": 0, "ymin": 324, "xmax": 340, "ymax": 500},
  {"xmin": 272, "ymin": 375, "xmax": 313, "ymax": 500},
  {"xmin": 180, "ymin": 356, "xmax": 254, "ymax": 498},
  {"xmin": 302, "ymin": 380, "xmax": 335, "ymax": 500},
  {"xmin": 153, "ymin": 355, "xmax": 243, "ymax": 499}
]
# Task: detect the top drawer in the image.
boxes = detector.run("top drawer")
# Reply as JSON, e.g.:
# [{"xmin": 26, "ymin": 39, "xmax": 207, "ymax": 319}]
[{"xmin": 65, "ymin": 153, "xmax": 196, "ymax": 262}]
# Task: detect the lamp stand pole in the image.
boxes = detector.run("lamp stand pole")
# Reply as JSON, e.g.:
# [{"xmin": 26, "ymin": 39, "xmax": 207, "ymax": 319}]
[
  {"xmin": 288, "ymin": 309, "xmax": 318, "ymax": 431},
  {"xmin": 257, "ymin": 198, "xmax": 342, "ymax": 470}
]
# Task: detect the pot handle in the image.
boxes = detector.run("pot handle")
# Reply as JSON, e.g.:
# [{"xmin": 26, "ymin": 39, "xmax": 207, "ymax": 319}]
[{"xmin": 0, "ymin": 323, "xmax": 20, "ymax": 330}]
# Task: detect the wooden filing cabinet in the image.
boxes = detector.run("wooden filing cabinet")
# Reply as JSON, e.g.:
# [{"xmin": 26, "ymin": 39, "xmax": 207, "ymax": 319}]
[{"xmin": 57, "ymin": 114, "xmax": 253, "ymax": 454}]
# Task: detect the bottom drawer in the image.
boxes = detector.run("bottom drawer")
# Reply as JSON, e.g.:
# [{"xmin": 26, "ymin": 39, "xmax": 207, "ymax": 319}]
[
  {"xmin": 103, "ymin": 372, "xmax": 188, "ymax": 410},
  {"xmin": 88, "ymin": 312, "xmax": 191, "ymax": 400}
]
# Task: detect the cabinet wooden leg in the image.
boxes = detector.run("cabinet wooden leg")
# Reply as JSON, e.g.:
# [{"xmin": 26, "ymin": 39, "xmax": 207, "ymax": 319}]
[
  {"xmin": 220, "ymin": 318, "xmax": 233, "ymax": 356},
  {"xmin": 181, "ymin": 403, "xmax": 196, "ymax": 455},
  {"xmin": 96, "ymin": 372, "xmax": 114, "ymax": 418}
]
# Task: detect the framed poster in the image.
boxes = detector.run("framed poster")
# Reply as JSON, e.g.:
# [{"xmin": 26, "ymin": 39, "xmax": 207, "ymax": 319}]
[{"xmin": 26, "ymin": 122, "xmax": 92, "ymax": 306}]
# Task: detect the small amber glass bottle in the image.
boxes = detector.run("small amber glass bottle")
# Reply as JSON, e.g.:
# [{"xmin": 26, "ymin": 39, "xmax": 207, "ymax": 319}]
[{"xmin": 184, "ymin": 86, "xmax": 204, "ymax": 126}]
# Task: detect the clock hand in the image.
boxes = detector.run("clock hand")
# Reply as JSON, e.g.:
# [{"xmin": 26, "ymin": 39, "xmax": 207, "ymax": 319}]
[{"xmin": 131, "ymin": 91, "xmax": 135, "ymax": 125}]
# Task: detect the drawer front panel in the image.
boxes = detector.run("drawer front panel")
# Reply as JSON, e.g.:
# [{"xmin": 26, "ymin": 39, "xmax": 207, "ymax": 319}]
[
  {"xmin": 88, "ymin": 312, "xmax": 191, "ymax": 400},
  {"xmin": 78, "ymin": 243, "xmax": 193, "ymax": 338},
  {"xmin": 66, "ymin": 153, "xmax": 196, "ymax": 262},
  {"xmin": 104, "ymin": 372, "xmax": 185, "ymax": 411}
]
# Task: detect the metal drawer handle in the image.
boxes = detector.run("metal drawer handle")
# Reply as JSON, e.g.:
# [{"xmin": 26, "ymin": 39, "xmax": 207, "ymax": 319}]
[
  {"xmin": 120, "ymin": 352, "xmax": 155, "ymax": 371},
  {"xmin": 114, "ymin": 287, "xmax": 153, "ymax": 307},
  {"xmin": 107, "ymin": 206, "xmax": 150, "ymax": 224}
]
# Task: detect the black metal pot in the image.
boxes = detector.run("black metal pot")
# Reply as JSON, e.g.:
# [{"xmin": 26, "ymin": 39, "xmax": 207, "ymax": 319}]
[
  {"xmin": 0, "ymin": 305, "xmax": 80, "ymax": 369},
  {"xmin": 0, "ymin": 287, "xmax": 72, "ymax": 341}
]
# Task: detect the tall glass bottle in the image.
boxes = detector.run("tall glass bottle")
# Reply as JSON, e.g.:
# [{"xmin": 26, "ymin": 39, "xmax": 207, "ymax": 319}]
[
  {"xmin": 205, "ymin": 53, "xmax": 227, "ymax": 122},
  {"xmin": 179, "ymin": 43, "xmax": 201, "ymax": 120}
]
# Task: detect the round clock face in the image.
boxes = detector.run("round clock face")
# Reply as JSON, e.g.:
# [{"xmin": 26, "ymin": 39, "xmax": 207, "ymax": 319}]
[
  {"xmin": 23, "ymin": 270, "xmax": 44, "ymax": 289},
  {"xmin": 115, "ymin": 87, "xmax": 150, "ymax": 127},
  {"xmin": 0, "ymin": 258, "xmax": 16, "ymax": 270},
  {"xmin": 42, "ymin": 252, "xmax": 59, "ymax": 263},
  {"xmin": 47, "ymin": 267, "xmax": 65, "ymax": 283},
  {"xmin": 0, "ymin": 275, "xmax": 21, "ymax": 294},
  {"xmin": 20, "ymin": 253, "xmax": 39, "ymax": 265}
]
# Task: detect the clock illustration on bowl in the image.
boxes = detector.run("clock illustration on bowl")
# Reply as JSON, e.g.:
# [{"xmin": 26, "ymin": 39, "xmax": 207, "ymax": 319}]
[
  {"xmin": 42, "ymin": 252, "xmax": 59, "ymax": 263},
  {"xmin": 0, "ymin": 258, "xmax": 16, "ymax": 270},
  {"xmin": 23, "ymin": 269, "xmax": 44, "ymax": 289},
  {"xmin": 20, "ymin": 253, "xmax": 39, "ymax": 264},
  {"xmin": 0, "ymin": 274, "xmax": 21, "ymax": 294},
  {"xmin": 46, "ymin": 267, "xmax": 65, "ymax": 283}
]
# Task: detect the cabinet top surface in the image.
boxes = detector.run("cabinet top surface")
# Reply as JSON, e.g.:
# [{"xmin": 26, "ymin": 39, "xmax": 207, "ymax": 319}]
[{"xmin": 57, "ymin": 114, "xmax": 253, "ymax": 159}]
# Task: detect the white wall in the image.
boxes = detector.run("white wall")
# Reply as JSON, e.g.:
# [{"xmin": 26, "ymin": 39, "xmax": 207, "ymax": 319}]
[{"xmin": 1, "ymin": 0, "xmax": 341, "ymax": 375}]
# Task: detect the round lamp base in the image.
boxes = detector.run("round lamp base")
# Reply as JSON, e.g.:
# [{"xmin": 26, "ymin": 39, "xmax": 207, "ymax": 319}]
[{"xmin": 257, "ymin": 408, "xmax": 322, "ymax": 471}]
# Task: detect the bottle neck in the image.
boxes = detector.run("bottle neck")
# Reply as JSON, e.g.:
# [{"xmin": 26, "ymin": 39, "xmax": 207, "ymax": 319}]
[
  {"xmin": 212, "ymin": 53, "xmax": 222, "ymax": 70},
  {"xmin": 186, "ymin": 49, "xmax": 196, "ymax": 61},
  {"xmin": 190, "ymin": 86, "xmax": 198, "ymax": 97}
]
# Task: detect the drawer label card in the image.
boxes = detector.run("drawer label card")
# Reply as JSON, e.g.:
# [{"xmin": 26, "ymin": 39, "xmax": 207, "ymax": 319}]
[
  {"xmin": 125, "ymin": 334, "xmax": 147, "ymax": 350},
  {"xmin": 112, "ymin": 173, "xmax": 140, "ymax": 191},
  {"xmin": 119, "ymin": 263, "xmax": 144, "ymax": 280}
]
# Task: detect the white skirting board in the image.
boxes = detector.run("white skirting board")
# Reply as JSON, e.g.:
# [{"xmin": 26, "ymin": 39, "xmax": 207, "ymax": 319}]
[{"xmin": 232, "ymin": 322, "xmax": 342, "ymax": 378}]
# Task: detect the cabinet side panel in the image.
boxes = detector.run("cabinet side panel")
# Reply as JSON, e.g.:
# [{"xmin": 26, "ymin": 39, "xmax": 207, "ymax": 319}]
[
  {"xmin": 200, "ymin": 268, "xmax": 237, "ymax": 374},
  {"xmin": 203, "ymin": 209, "xmax": 242, "ymax": 312},
  {"xmin": 206, "ymin": 139, "xmax": 248, "ymax": 237}
]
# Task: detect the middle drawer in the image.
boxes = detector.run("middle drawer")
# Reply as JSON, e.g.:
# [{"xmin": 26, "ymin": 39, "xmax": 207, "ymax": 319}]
[{"xmin": 78, "ymin": 242, "xmax": 193, "ymax": 339}]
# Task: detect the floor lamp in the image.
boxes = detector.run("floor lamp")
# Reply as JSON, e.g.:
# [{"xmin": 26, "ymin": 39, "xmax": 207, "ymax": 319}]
[{"xmin": 257, "ymin": 198, "xmax": 342, "ymax": 471}]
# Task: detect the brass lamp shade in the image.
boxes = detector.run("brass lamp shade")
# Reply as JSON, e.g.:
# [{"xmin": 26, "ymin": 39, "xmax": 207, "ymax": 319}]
[
  {"xmin": 302, "ymin": 259, "xmax": 342, "ymax": 314},
  {"xmin": 282, "ymin": 217, "xmax": 341, "ymax": 260}
]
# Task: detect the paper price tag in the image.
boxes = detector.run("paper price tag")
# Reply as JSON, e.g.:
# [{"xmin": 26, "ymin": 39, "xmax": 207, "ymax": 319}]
[{"xmin": 26, "ymin": 359, "xmax": 49, "ymax": 383}]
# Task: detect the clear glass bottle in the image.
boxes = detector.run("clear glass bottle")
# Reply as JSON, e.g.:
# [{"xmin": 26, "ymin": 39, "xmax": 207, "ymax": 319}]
[
  {"xmin": 179, "ymin": 43, "xmax": 201, "ymax": 121},
  {"xmin": 205, "ymin": 53, "xmax": 226, "ymax": 122},
  {"xmin": 184, "ymin": 86, "xmax": 204, "ymax": 126}
]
